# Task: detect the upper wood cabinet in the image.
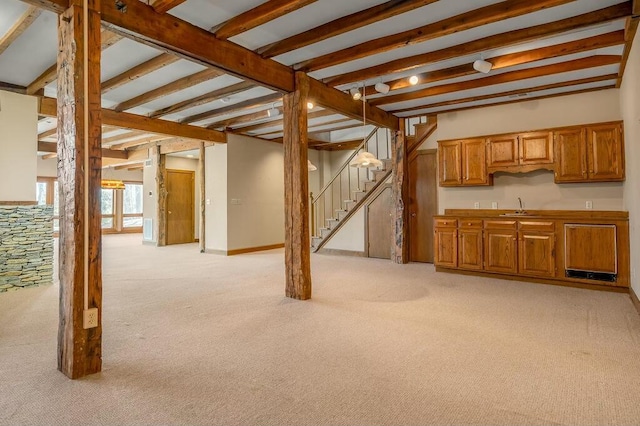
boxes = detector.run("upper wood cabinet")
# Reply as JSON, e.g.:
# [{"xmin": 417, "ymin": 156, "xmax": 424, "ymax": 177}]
[
  {"xmin": 439, "ymin": 138, "xmax": 489, "ymax": 186},
  {"xmin": 487, "ymin": 131, "xmax": 553, "ymax": 170},
  {"xmin": 554, "ymin": 122, "xmax": 624, "ymax": 183}
]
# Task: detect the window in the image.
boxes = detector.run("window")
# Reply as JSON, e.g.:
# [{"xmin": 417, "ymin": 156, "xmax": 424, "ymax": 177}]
[
  {"xmin": 123, "ymin": 183, "xmax": 143, "ymax": 228},
  {"xmin": 36, "ymin": 177, "xmax": 60, "ymax": 233},
  {"xmin": 101, "ymin": 188, "xmax": 115, "ymax": 230}
]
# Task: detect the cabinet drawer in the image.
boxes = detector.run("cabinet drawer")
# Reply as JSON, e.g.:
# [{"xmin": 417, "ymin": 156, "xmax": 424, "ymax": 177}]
[
  {"xmin": 435, "ymin": 218, "xmax": 457, "ymax": 228},
  {"xmin": 459, "ymin": 219, "xmax": 483, "ymax": 229},
  {"xmin": 518, "ymin": 221, "xmax": 555, "ymax": 232},
  {"xmin": 484, "ymin": 220, "xmax": 517, "ymax": 230}
]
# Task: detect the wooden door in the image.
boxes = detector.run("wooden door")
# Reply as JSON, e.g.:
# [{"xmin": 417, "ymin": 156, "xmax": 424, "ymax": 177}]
[
  {"xmin": 487, "ymin": 134, "xmax": 518, "ymax": 168},
  {"xmin": 166, "ymin": 169, "xmax": 194, "ymax": 245},
  {"xmin": 367, "ymin": 186, "xmax": 392, "ymax": 259},
  {"xmin": 520, "ymin": 131, "xmax": 553, "ymax": 165},
  {"xmin": 438, "ymin": 140, "xmax": 462, "ymax": 186},
  {"xmin": 586, "ymin": 123, "xmax": 624, "ymax": 181},
  {"xmin": 462, "ymin": 138, "xmax": 488, "ymax": 185},
  {"xmin": 554, "ymin": 128, "xmax": 586, "ymax": 182},
  {"xmin": 483, "ymin": 221, "xmax": 517, "ymax": 274},
  {"xmin": 518, "ymin": 232, "xmax": 555, "ymax": 277},
  {"xmin": 458, "ymin": 222, "xmax": 483, "ymax": 270},
  {"xmin": 409, "ymin": 151, "xmax": 437, "ymax": 263},
  {"xmin": 434, "ymin": 222, "xmax": 457, "ymax": 268}
]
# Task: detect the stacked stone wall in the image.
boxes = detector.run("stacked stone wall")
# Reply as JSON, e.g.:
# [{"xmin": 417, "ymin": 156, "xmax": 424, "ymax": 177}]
[{"xmin": 0, "ymin": 205, "xmax": 53, "ymax": 292}]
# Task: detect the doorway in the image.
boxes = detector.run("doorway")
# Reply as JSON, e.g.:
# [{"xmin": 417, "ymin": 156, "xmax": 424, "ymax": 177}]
[
  {"xmin": 366, "ymin": 185, "xmax": 392, "ymax": 259},
  {"xmin": 409, "ymin": 150, "xmax": 438, "ymax": 263},
  {"xmin": 166, "ymin": 169, "xmax": 195, "ymax": 245}
]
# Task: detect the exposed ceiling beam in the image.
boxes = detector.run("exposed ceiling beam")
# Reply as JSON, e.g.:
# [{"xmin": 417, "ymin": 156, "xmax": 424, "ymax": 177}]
[
  {"xmin": 616, "ymin": 16, "xmax": 639, "ymax": 87},
  {"xmin": 295, "ymin": 0, "xmax": 575, "ymax": 72},
  {"xmin": 102, "ymin": 53, "xmax": 180, "ymax": 93},
  {"xmin": 634, "ymin": 0, "xmax": 640, "ymax": 15},
  {"xmin": 364, "ymin": 30, "xmax": 625, "ymax": 97},
  {"xmin": 324, "ymin": 2, "xmax": 632, "ymax": 87},
  {"xmin": 392, "ymin": 74, "xmax": 619, "ymax": 115},
  {"xmin": 158, "ymin": 138, "xmax": 214, "ymax": 155},
  {"xmin": 115, "ymin": 68, "xmax": 224, "ymax": 111},
  {"xmin": 39, "ymin": 97, "xmax": 227, "ymax": 143},
  {"xmin": 25, "ymin": 29, "xmax": 123, "ymax": 96},
  {"xmin": 149, "ymin": 81, "xmax": 254, "ymax": 118},
  {"xmin": 149, "ymin": 0, "xmax": 187, "ymax": 14},
  {"xmin": 312, "ymin": 139, "xmax": 362, "ymax": 151},
  {"xmin": 186, "ymin": 93, "xmax": 282, "ymax": 125},
  {"xmin": 372, "ymin": 55, "xmax": 621, "ymax": 107},
  {"xmin": 0, "ymin": 6, "xmax": 41, "ymax": 56},
  {"xmin": 38, "ymin": 127, "xmax": 58, "ymax": 139},
  {"xmin": 228, "ymin": 109, "xmax": 336, "ymax": 133},
  {"xmin": 257, "ymin": 0, "xmax": 439, "ymax": 58},
  {"xmin": 0, "ymin": 81, "xmax": 27, "ymax": 94},
  {"xmin": 307, "ymin": 76, "xmax": 398, "ymax": 129},
  {"xmin": 110, "ymin": 135, "xmax": 173, "ymax": 150},
  {"xmin": 213, "ymin": 0, "xmax": 318, "ymax": 40},
  {"xmin": 101, "ymin": 130, "xmax": 148, "ymax": 145},
  {"xmin": 38, "ymin": 141, "xmax": 128, "ymax": 159},
  {"xmin": 42, "ymin": 152, "xmax": 57, "ymax": 160}
]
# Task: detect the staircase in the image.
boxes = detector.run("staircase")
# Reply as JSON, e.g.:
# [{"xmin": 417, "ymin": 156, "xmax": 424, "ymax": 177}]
[{"xmin": 310, "ymin": 128, "xmax": 392, "ymax": 252}]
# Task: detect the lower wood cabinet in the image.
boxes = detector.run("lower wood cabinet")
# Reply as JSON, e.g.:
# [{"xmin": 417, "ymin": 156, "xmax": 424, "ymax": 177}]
[{"xmin": 433, "ymin": 211, "xmax": 629, "ymax": 289}]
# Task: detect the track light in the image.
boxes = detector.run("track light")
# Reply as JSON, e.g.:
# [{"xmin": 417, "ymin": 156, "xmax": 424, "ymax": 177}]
[
  {"xmin": 409, "ymin": 75, "xmax": 419, "ymax": 85},
  {"xmin": 350, "ymin": 87, "xmax": 362, "ymax": 100},
  {"xmin": 307, "ymin": 101, "xmax": 314, "ymax": 110},
  {"xmin": 267, "ymin": 106, "xmax": 280, "ymax": 117},
  {"xmin": 473, "ymin": 59, "xmax": 493, "ymax": 74},
  {"xmin": 374, "ymin": 82, "xmax": 390, "ymax": 94}
]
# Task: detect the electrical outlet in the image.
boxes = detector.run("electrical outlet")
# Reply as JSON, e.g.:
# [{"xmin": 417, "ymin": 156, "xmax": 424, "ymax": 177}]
[
  {"xmin": 474, "ymin": 202, "xmax": 480, "ymax": 209},
  {"xmin": 586, "ymin": 201, "xmax": 593, "ymax": 209},
  {"xmin": 83, "ymin": 308, "xmax": 98, "ymax": 329},
  {"xmin": 491, "ymin": 202, "xmax": 498, "ymax": 209},
  {"xmin": 206, "ymin": 199, "xmax": 211, "ymax": 205}
]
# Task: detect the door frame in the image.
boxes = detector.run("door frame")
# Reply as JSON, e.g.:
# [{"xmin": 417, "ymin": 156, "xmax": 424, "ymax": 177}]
[
  {"xmin": 164, "ymin": 168, "xmax": 195, "ymax": 245},
  {"xmin": 408, "ymin": 148, "xmax": 438, "ymax": 263},
  {"xmin": 364, "ymin": 183, "xmax": 392, "ymax": 259}
]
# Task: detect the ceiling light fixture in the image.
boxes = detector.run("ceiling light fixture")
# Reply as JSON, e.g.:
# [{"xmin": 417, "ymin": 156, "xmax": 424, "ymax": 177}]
[
  {"xmin": 409, "ymin": 75, "xmax": 419, "ymax": 85},
  {"xmin": 307, "ymin": 101, "xmax": 314, "ymax": 110},
  {"xmin": 473, "ymin": 59, "xmax": 493, "ymax": 74},
  {"xmin": 220, "ymin": 97, "xmax": 231, "ymax": 103},
  {"xmin": 267, "ymin": 104, "xmax": 280, "ymax": 117},
  {"xmin": 350, "ymin": 86, "xmax": 362, "ymax": 100},
  {"xmin": 374, "ymin": 82, "xmax": 390, "ymax": 94},
  {"xmin": 350, "ymin": 83, "xmax": 382, "ymax": 169}
]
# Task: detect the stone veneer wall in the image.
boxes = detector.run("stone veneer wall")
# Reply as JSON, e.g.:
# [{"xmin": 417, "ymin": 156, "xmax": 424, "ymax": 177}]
[{"xmin": 0, "ymin": 205, "xmax": 53, "ymax": 292}]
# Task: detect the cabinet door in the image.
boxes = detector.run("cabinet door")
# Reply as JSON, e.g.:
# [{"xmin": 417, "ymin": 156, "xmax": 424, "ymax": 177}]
[
  {"xmin": 487, "ymin": 135, "xmax": 518, "ymax": 168},
  {"xmin": 434, "ymin": 227, "xmax": 457, "ymax": 267},
  {"xmin": 565, "ymin": 224, "xmax": 617, "ymax": 274},
  {"xmin": 439, "ymin": 141, "xmax": 462, "ymax": 186},
  {"xmin": 520, "ymin": 131, "xmax": 553, "ymax": 165},
  {"xmin": 483, "ymin": 229, "xmax": 517, "ymax": 274},
  {"xmin": 554, "ymin": 128, "xmax": 587, "ymax": 182},
  {"xmin": 586, "ymin": 124, "xmax": 624, "ymax": 181},
  {"xmin": 458, "ymin": 228, "xmax": 483, "ymax": 270},
  {"xmin": 462, "ymin": 139, "xmax": 489, "ymax": 185},
  {"xmin": 518, "ymin": 232, "xmax": 555, "ymax": 277}
]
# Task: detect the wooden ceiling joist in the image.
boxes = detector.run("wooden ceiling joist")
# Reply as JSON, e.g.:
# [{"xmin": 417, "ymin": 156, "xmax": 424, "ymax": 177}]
[
  {"xmin": 39, "ymin": 97, "xmax": 227, "ymax": 143},
  {"xmin": 616, "ymin": 16, "xmax": 640, "ymax": 87},
  {"xmin": 102, "ymin": 53, "xmax": 180, "ymax": 93},
  {"xmin": 229, "ymin": 109, "xmax": 336, "ymax": 133},
  {"xmin": 149, "ymin": 0, "xmax": 187, "ymax": 14},
  {"xmin": 38, "ymin": 141, "xmax": 128, "ymax": 159},
  {"xmin": 187, "ymin": 93, "xmax": 283, "ymax": 125},
  {"xmin": 101, "ymin": 130, "xmax": 148, "ymax": 145},
  {"xmin": 115, "ymin": 68, "xmax": 224, "ymax": 111},
  {"xmin": 110, "ymin": 135, "xmax": 172, "ymax": 150},
  {"xmin": 324, "ymin": 2, "xmax": 633, "ymax": 87},
  {"xmin": 0, "ymin": 81, "xmax": 26, "ymax": 94},
  {"xmin": 364, "ymin": 30, "xmax": 625, "ymax": 97},
  {"xmin": 393, "ymin": 74, "xmax": 619, "ymax": 115},
  {"xmin": 373, "ymin": 55, "xmax": 621, "ymax": 107},
  {"xmin": 213, "ymin": 0, "xmax": 318, "ymax": 40},
  {"xmin": 150, "ymin": 81, "xmax": 255, "ymax": 118},
  {"xmin": 257, "ymin": 0, "xmax": 439, "ymax": 58},
  {"xmin": 295, "ymin": 0, "xmax": 575, "ymax": 72},
  {"xmin": 0, "ymin": 6, "xmax": 41, "ymax": 56}
]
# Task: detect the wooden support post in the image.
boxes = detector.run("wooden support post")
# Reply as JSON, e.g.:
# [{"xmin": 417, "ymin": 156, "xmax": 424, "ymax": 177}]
[
  {"xmin": 198, "ymin": 141, "xmax": 206, "ymax": 253},
  {"xmin": 156, "ymin": 146, "xmax": 167, "ymax": 246},
  {"xmin": 283, "ymin": 72, "xmax": 312, "ymax": 300},
  {"xmin": 392, "ymin": 120, "xmax": 409, "ymax": 264},
  {"xmin": 57, "ymin": 0, "xmax": 103, "ymax": 379}
]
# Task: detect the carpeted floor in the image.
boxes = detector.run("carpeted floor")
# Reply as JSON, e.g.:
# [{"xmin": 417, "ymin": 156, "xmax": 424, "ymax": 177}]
[{"xmin": 1, "ymin": 234, "xmax": 640, "ymax": 426}]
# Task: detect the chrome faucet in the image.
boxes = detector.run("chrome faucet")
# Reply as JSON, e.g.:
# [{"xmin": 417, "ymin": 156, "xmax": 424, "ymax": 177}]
[{"xmin": 518, "ymin": 197, "xmax": 523, "ymax": 213}]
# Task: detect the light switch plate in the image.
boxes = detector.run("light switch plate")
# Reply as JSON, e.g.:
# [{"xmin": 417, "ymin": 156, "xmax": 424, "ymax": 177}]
[
  {"xmin": 491, "ymin": 202, "xmax": 498, "ymax": 209},
  {"xmin": 474, "ymin": 202, "xmax": 480, "ymax": 209},
  {"xmin": 586, "ymin": 201, "xmax": 593, "ymax": 209}
]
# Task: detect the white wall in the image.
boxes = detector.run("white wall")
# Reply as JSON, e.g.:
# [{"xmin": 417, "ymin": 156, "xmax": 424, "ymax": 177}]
[
  {"xmin": 324, "ymin": 209, "xmax": 365, "ymax": 252},
  {"xmin": 204, "ymin": 143, "xmax": 228, "ymax": 251},
  {"xmin": 620, "ymin": 30, "xmax": 640, "ymax": 294},
  {"xmin": 0, "ymin": 91, "xmax": 37, "ymax": 202},
  {"xmin": 435, "ymin": 89, "xmax": 624, "ymax": 213},
  {"xmin": 226, "ymin": 134, "xmax": 284, "ymax": 251}
]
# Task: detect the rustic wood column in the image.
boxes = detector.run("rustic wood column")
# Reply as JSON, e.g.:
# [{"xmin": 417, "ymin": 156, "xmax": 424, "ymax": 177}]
[
  {"xmin": 283, "ymin": 72, "xmax": 312, "ymax": 300},
  {"xmin": 155, "ymin": 145, "xmax": 167, "ymax": 246},
  {"xmin": 392, "ymin": 119, "xmax": 409, "ymax": 264},
  {"xmin": 198, "ymin": 141, "xmax": 206, "ymax": 253},
  {"xmin": 57, "ymin": 0, "xmax": 103, "ymax": 379}
]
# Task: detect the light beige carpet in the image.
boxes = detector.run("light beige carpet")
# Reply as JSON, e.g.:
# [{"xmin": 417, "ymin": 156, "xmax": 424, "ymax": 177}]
[{"xmin": 1, "ymin": 234, "xmax": 640, "ymax": 426}]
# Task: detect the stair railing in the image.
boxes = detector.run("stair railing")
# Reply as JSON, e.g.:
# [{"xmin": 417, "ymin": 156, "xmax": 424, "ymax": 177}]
[{"xmin": 311, "ymin": 127, "xmax": 392, "ymax": 238}]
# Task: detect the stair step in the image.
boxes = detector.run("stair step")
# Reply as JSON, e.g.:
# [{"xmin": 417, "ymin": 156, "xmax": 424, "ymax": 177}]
[
  {"xmin": 363, "ymin": 180, "xmax": 376, "ymax": 191},
  {"xmin": 311, "ymin": 236, "xmax": 323, "ymax": 248},
  {"xmin": 320, "ymin": 227, "xmax": 332, "ymax": 238},
  {"xmin": 373, "ymin": 169, "xmax": 388, "ymax": 181},
  {"xmin": 353, "ymin": 191, "xmax": 367, "ymax": 202},
  {"xmin": 382, "ymin": 158, "xmax": 392, "ymax": 170},
  {"xmin": 336, "ymin": 209, "xmax": 349, "ymax": 220},
  {"xmin": 344, "ymin": 200, "xmax": 357, "ymax": 210},
  {"xmin": 325, "ymin": 218, "xmax": 340, "ymax": 229}
]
